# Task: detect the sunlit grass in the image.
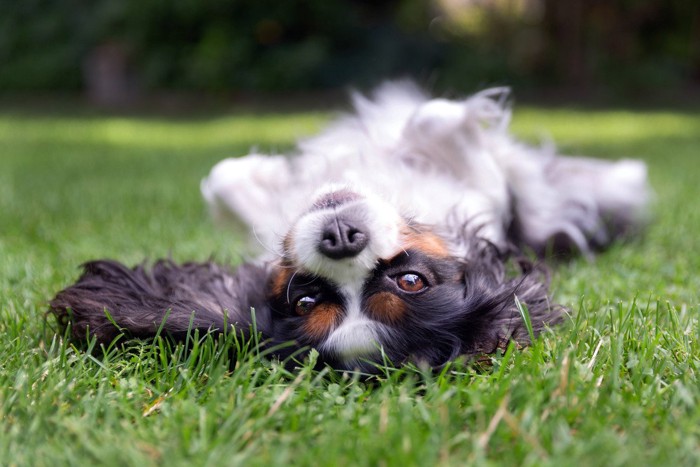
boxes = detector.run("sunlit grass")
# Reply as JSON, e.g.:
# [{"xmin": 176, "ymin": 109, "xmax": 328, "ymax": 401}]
[
  {"xmin": 0, "ymin": 112, "xmax": 326, "ymax": 151},
  {"xmin": 1, "ymin": 103, "xmax": 699, "ymax": 465},
  {"xmin": 513, "ymin": 107, "xmax": 700, "ymax": 148}
]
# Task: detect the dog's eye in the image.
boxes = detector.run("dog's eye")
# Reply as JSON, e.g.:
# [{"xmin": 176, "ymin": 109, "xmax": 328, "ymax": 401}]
[
  {"xmin": 396, "ymin": 273, "xmax": 427, "ymax": 293},
  {"xmin": 294, "ymin": 296, "xmax": 317, "ymax": 316}
]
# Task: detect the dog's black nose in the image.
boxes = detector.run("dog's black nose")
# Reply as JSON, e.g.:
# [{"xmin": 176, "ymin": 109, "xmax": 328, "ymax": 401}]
[{"xmin": 318, "ymin": 217, "xmax": 369, "ymax": 259}]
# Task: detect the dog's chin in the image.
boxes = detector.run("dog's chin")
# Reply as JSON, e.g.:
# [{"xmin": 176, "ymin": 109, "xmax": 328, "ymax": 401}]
[{"xmin": 321, "ymin": 319, "xmax": 383, "ymax": 367}]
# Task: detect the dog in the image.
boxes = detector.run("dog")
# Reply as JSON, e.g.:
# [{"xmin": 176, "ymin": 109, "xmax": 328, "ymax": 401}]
[{"xmin": 50, "ymin": 82, "xmax": 650, "ymax": 372}]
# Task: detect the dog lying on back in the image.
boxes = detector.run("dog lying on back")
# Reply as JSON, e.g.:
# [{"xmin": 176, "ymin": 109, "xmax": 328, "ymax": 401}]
[{"xmin": 50, "ymin": 83, "xmax": 649, "ymax": 372}]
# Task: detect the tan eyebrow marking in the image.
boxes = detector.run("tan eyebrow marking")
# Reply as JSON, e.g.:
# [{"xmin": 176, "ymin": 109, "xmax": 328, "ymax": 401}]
[
  {"xmin": 303, "ymin": 303, "xmax": 342, "ymax": 339},
  {"xmin": 397, "ymin": 226, "xmax": 450, "ymax": 259},
  {"xmin": 366, "ymin": 292, "xmax": 407, "ymax": 325},
  {"xmin": 270, "ymin": 267, "xmax": 293, "ymax": 298}
]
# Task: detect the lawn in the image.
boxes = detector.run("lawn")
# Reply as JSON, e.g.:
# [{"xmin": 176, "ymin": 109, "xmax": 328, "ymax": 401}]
[{"xmin": 1, "ymin": 101, "xmax": 699, "ymax": 466}]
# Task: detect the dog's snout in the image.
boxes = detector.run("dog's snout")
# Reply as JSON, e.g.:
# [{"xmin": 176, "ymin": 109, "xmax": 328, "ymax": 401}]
[
  {"xmin": 319, "ymin": 216, "xmax": 369, "ymax": 259},
  {"xmin": 312, "ymin": 189, "xmax": 361, "ymax": 211}
]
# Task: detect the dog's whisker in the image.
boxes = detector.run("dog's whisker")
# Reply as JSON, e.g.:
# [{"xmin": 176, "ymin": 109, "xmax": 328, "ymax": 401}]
[
  {"xmin": 285, "ymin": 270, "xmax": 299, "ymax": 305},
  {"xmin": 251, "ymin": 225, "xmax": 284, "ymax": 258}
]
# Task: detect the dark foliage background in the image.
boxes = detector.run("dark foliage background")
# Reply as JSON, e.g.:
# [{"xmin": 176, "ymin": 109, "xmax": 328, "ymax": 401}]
[{"xmin": 1, "ymin": 0, "xmax": 698, "ymax": 98}]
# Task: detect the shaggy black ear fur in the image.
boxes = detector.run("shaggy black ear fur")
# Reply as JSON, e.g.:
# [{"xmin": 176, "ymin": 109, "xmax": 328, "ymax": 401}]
[
  {"xmin": 454, "ymin": 247, "xmax": 562, "ymax": 354},
  {"xmin": 383, "ymin": 243, "xmax": 563, "ymax": 368},
  {"xmin": 49, "ymin": 259, "xmax": 274, "ymax": 345}
]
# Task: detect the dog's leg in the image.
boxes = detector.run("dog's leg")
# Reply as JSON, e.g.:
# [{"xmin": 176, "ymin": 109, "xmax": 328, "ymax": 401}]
[
  {"xmin": 201, "ymin": 154, "xmax": 296, "ymax": 253},
  {"xmin": 503, "ymin": 150, "xmax": 650, "ymax": 255},
  {"xmin": 399, "ymin": 94, "xmax": 513, "ymax": 246},
  {"xmin": 398, "ymin": 90, "xmax": 649, "ymax": 255},
  {"xmin": 547, "ymin": 155, "xmax": 649, "ymax": 245}
]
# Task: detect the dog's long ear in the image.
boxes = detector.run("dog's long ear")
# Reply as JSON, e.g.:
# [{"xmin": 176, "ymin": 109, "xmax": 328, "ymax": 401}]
[
  {"xmin": 49, "ymin": 259, "xmax": 273, "ymax": 345},
  {"xmin": 456, "ymin": 245, "xmax": 563, "ymax": 355},
  {"xmin": 390, "ymin": 242, "xmax": 563, "ymax": 367}
]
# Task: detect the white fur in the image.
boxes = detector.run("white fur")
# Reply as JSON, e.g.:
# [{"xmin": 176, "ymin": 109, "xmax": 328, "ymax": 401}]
[
  {"xmin": 201, "ymin": 82, "xmax": 650, "ymax": 362},
  {"xmin": 320, "ymin": 284, "xmax": 384, "ymax": 363},
  {"xmin": 290, "ymin": 187, "xmax": 403, "ymax": 284},
  {"xmin": 202, "ymin": 81, "xmax": 649, "ymax": 259}
]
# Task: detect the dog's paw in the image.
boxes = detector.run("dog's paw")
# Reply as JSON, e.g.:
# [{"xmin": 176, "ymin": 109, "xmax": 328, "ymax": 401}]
[{"xmin": 201, "ymin": 154, "xmax": 291, "ymax": 226}]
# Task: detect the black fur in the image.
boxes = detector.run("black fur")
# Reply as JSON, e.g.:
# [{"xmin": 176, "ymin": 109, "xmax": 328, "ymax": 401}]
[
  {"xmin": 386, "ymin": 247, "xmax": 556, "ymax": 366},
  {"xmin": 50, "ymin": 260, "xmax": 273, "ymax": 344},
  {"xmin": 49, "ymin": 244, "xmax": 561, "ymax": 372}
]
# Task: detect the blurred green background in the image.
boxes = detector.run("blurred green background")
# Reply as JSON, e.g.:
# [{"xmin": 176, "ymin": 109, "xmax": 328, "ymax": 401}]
[{"xmin": 1, "ymin": 0, "xmax": 698, "ymax": 104}]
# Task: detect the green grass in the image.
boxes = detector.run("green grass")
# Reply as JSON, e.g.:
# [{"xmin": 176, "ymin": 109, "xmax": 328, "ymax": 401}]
[{"xmin": 1, "ymin": 103, "xmax": 699, "ymax": 466}]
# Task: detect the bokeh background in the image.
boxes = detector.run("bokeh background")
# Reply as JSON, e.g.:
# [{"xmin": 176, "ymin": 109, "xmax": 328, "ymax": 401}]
[{"xmin": 1, "ymin": 0, "xmax": 698, "ymax": 106}]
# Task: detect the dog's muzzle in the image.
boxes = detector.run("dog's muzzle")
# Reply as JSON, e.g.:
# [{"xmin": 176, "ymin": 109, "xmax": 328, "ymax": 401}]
[
  {"xmin": 288, "ymin": 186, "xmax": 403, "ymax": 285},
  {"xmin": 318, "ymin": 212, "xmax": 369, "ymax": 259}
]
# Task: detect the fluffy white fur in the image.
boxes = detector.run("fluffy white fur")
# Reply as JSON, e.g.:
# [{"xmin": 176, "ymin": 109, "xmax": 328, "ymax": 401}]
[{"xmin": 201, "ymin": 81, "xmax": 649, "ymax": 259}]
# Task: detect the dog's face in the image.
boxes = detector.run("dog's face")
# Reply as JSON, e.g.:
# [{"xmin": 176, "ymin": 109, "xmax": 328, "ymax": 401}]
[{"xmin": 265, "ymin": 186, "xmax": 552, "ymax": 371}]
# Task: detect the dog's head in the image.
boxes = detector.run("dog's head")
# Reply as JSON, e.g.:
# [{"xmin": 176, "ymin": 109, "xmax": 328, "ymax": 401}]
[{"xmin": 265, "ymin": 185, "xmax": 559, "ymax": 371}]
